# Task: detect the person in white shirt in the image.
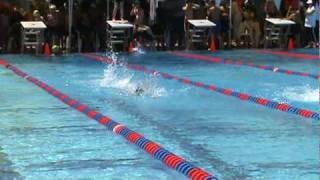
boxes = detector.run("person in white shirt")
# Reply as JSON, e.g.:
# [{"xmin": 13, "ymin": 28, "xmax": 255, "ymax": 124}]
[{"xmin": 304, "ymin": 0, "xmax": 317, "ymax": 48}]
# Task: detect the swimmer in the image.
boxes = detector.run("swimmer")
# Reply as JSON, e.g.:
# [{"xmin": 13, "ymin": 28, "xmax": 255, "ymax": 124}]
[{"xmin": 135, "ymin": 87, "xmax": 144, "ymax": 96}]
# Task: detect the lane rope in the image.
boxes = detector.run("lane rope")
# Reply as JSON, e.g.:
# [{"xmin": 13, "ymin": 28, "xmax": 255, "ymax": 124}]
[
  {"xmin": 171, "ymin": 52, "xmax": 320, "ymax": 80},
  {"xmin": 82, "ymin": 54, "xmax": 320, "ymax": 121},
  {"xmin": 255, "ymin": 50, "xmax": 320, "ymax": 60},
  {"xmin": 0, "ymin": 59, "xmax": 217, "ymax": 180}
]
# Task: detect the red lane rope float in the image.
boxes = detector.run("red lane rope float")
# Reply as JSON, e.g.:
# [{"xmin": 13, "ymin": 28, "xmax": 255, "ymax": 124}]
[
  {"xmin": 82, "ymin": 54, "xmax": 320, "ymax": 121},
  {"xmin": 0, "ymin": 60, "xmax": 216, "ymax": 180},
  {"xmin": 255, "ymin": 50, "xmax": 320, "ymax": 61},
  {"xmin": 171, "ymin": 52, "xmax": 320, "ymax": 80}
]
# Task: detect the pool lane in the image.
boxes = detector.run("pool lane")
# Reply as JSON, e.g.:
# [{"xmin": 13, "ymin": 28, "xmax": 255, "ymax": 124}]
[
  {"xmin": 7, "ymin": 60, "xmax": 216, "ymax": 179},
  {"xmin": 202, "ymin": 50, "xmax": 320, "ymax": 74},
  {"xmin": 122, "ymin": 52, "xmax": 318, "ymax": 112},
  {"xmin": 83, "ymin": 54, "xmax": 319, "ymax": 121},
  {"xmin": 255, "ymin": 50, "xmax": 320, "ymax": 60},
  {"xmin": 0, "ymin": 59, "xmax": 186, "ymax": 179},
  {"xmin": 3, "ymin": 54, "xmax": 319, "ymax": 180},
  {"xmin": 171, "ymin": 52, "xmax": 319, "ymax": 80}
]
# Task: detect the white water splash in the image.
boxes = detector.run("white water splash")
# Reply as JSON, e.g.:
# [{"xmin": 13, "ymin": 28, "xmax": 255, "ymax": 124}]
[
  {"xmin": 99, "ymin": 61, "xmax": 166, "ymax": 98},
  {"xmin": 274, "ymin": 84, "xmax": 319, "ymax": 103}
]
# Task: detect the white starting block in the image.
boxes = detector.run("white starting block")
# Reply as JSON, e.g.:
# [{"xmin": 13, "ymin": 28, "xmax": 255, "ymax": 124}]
[
  {"xmin": 20, "ymin": 21, "xmax": 47, "ymax": 55},
  {"xmin": 187, "ymin": 19, "xmax": 216, "ymax": 49},
  {"xmin": 107, "ymin": 20, "xmax": 133, "ymax": 51},
  {"xmin": 265, "ymin": 18, "xmax": 295, "ymax": 26},
  {"xmin": 264, "ymin": 18, "xmax": 295, "ymax": 48}
]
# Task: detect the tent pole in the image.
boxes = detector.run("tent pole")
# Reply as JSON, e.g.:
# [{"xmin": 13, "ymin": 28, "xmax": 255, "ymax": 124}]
[
  {"xmin": 67, "ymin": 0, "xmax": 73, "ymax": 53},
  {"xmin": 229, "ymin": 0, "xmax": 232, "ymax": 48}
]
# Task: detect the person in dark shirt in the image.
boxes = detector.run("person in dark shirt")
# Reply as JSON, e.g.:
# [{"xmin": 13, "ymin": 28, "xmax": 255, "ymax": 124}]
[
  {"xmin": 112, "ymin": 0, "xmax": 124, "ymax": 21},
  {"xmin": 264, "ymin": 0, "xmax": 279, "ymax": 18},
  {"xmin": 0, "ymin": 7, "xmax": 9, "ymax": 53}
]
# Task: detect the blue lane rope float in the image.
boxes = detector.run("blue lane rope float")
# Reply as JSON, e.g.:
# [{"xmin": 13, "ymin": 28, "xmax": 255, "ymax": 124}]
[
  {"xmin": 0, "ymin": 59, "xmax": 217, "ymax": 180},
  {"xmin": 82, "ymin": 54, "xmax": 320, "ymax": 121},
  {"xmin": 172, "ymin": 52, "xmax": 320, "ymax": 80}
]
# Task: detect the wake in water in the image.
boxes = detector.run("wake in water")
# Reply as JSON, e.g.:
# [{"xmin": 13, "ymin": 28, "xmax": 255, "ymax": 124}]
[
  {"xmin": 273, "ymin": 84, "xmax": 319, "ymax": 103},
  {"xmin": 99, "ymin": 57, "xmax": 166, "ymax": 98}
]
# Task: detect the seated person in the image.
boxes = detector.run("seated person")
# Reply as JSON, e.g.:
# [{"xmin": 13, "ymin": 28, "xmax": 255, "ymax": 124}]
[{"xmin": 130, "ymin": 1, "xmax": 154, "ymax": 44}]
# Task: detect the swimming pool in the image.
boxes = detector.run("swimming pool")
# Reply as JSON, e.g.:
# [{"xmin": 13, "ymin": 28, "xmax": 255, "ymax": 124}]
[{"xmin": 0, "ymin": 49, "xmax": 319, "ymax": 180}]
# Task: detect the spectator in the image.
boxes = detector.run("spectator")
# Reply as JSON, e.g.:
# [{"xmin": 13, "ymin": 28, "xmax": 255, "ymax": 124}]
[
  {"xmin": 264, "ymin": 0, "xmax": 279, "ymax": 18},
  {"xmin": 0, "ymin": 7, "xmax": 9, "ymax": 53},
  {"xmin": 113, "ymin": 0, "xmax": 124, "ymax": 21},
  {"xmin": 220, "ymin": 0, "xmax": 230, "ymax": 47},
  {"xmin": 194, "ymin": 0, "xmax": 207, "ymax": 19},
  {"xmin": 207, "ymin": 0, "xmax": 222, "ymax": 48},
  {"xmin": 286, "ymin": 4, "xmax": 303, "ymax": 47},
  {"xmin": 183, "ymin": 0, "xmax": 200, "ymax": 31},
  {"xmin": 240, "ymin": 3, "xmax": 261, "ymax": 48},
  {"xmin": 8, "ymin": 6, "xmax": 24, "ymax": 53},
  {"xmin": 131, "ymin": 1, "xmax": 155, "ymax": 44},
  {"xmin": 231, "ymin": 0, "xmax": 242, "ymax": 47},
  {"xmin": 183, "ymin": 0, "xmax": 200, "ymax": 49},
  {"xmin": 280, "ymin": 0, "xmax": 300, "ymax": 17},
  {"xmin": 32, "ymin": 0, "xmax": 49, "ymax": 15},
  {"xmin": 32, "ymin": 10, "xmax": 43, "ymax": 21},
  {"xmin": 304, "ymin": 0, "xmax": 317, "ymax": 48},
  {"xmin": 46, "ymin": 4, "xmax": 60, "ymax": 45}
]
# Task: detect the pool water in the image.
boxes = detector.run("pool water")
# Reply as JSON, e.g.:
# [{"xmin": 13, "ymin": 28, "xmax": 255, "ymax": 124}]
[{"xmin": 0, "ymin": 49, "xmax": 319, "ymax": 180}]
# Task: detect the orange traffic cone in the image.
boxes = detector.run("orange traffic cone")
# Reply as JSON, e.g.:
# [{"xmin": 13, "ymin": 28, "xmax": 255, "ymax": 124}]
[
  {"xmin": 44, "ymin": 43, "xmax": 51, "ymax": 56},
  {"xmin": 210, "ymin": 37, "xmax": 216, "ymax": 52},
  {"xmin": 288, "ymin": 38, "xmax": 294, "ymax": 50},
  {"xmin": 128, "ymin": 41, "xmax": 134, "ymax": 53}
]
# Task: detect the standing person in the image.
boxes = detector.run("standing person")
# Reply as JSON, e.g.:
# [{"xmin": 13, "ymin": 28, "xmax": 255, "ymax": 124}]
[
  {"xmin": 286, "ymin": 3, "xmax": 303, "ymax": 47},
  {"xmin": 231, "ymin": 0, "xmax": 243, "ymax": 47},
  {"xmin": 112, "ymin": 0, "xmax": 124, "ymax": 21},
  {"xmin": 130, "ymin": 1, "xmax": 154, "ymax": 44},
  {"xmin": 264, "ymin": 0, "xmax": 279, "ymax": 18},
  {"xmin": 46, "ymin": 4, "xmax": 60, "ymax": 45},
  {"xmin": 0, "ymin": 7, "xmax": 9, "ymax": 53},
  {"xmin": 8, "ymin": 6, "xmax": 24, "ymax": 53},
  {"xmin": 183, "ymin": 0, "xmax": 200, "ymax": 49},
  {"xmin": 194, "ymin": 0, "xmax": 207, "ymax": 19},
  {"xmin": 304, "ymin": 0, "xmax": 317, "ymax": 48},
  {"xmin": 183, "ymin": 0, "xmax": 199, "ymax": 31},
  {"xmin": 220, "ymin": 0, "xmax": 229, "ymax": 48},
  {"xmin": 207, "ymin": 0, "xmax": 222, "ymax": 48}
]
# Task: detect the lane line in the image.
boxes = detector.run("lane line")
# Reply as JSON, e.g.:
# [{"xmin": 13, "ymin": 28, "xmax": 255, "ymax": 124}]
[
  {"xmin": 82, "ymin": 54, "xmax": 320, "ymax": 121},
  {"xmin": 255, "ymin": 50, "xmax": 320, "ymax": 60},
  {"xmin": 171, "ymin": 52, "xmax": 320, "ymax": 80},
  {"xmin": 0, "ymin": 59, "xmax": 216, "ymax": 180}
]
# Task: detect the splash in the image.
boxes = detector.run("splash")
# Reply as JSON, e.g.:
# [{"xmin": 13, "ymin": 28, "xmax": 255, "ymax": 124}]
[
  {"xmin": 274, "ymin": 84, "xmax": 319, "ymax": 103},
  {"xmin": 99, "ymin": 57, "xmax": 166, "ymax": 98}
]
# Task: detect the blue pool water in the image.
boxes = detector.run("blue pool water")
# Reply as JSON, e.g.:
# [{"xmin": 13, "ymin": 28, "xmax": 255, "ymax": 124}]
[{"xmin": 0, "ymin": 49, "xmax": 319, "ymax": 180}]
